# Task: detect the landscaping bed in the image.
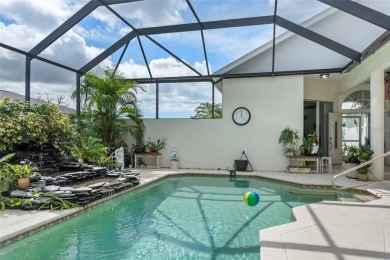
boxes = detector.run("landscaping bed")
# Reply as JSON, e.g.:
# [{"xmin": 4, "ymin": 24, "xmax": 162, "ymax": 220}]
[{"xmin": 0, "ymin": 166, "xmax": 140, "ymax": 211}]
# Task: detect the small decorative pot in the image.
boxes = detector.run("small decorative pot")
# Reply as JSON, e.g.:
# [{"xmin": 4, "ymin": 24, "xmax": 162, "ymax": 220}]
[{"xmin": 17, "ymin": 177, "xmax": 30, "ymax": 189}]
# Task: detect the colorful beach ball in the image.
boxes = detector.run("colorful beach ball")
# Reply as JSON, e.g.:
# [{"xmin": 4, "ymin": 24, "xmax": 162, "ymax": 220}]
[{"xmin": 243, "ymin": 191, "xmax": 260, "ymax": 206}]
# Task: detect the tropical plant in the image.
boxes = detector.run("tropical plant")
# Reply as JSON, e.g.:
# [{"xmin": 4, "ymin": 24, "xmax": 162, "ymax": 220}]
[
  {"xmin": 72, "ymin": 67, "xmax": 145, "ymax": 149},
  {"xmin": 0, "ymin": 192, "xmax": 78, "ymax": 211},
  {"xmin": 9, "ymin": 162, "xmax": 38, "ymax": 179},
  {"xmin": 37, "ymin": 192, "xmax": 79, "ymax": 210},
  {"xmin": 0, "ymin": 153, "xmax": 15, "ymax": 183},
  {"xmin": 300, "ymin": 131, "xmax": 318, "ymax": 155},
  {"xmin": 345, "ymin": 145, "xmax": 359, "ymax": 163},
  {"xmin": 145, "ymin": 138, "xmax": 167, "ymax": 153},
  {"xmin": 129, "ymin": 107, "xmax": 146, "ymax": 154},
  {"xmin": 278, "ymin": 126, "xmax": 300, "ymax": 156},
  {"xmin": 71, "ymin": 136, "xmax": 108, "ymax": 165},
  {"xmin": 358, "ymin": 145, "xmax": 374, "ymax": 162},
  {"xmin": 357, "ymin": 145, "xmax": 374, "ymax": 177},
  {"xmin": 0, "ymin": 197, "xmax": 34, "ymax": 210},
  {"xmin": 192, "ymin": 102, "xmax": 222, "ymax": 119}
]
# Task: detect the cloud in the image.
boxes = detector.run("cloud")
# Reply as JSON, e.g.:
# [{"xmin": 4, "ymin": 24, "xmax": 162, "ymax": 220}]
[
  {"xmin": 119, "ymin": 59, "xmax": 150, "ymax": 78},
  {"xmin": 119, "ymin": 56, "xmax": 208, "ymax": 79},
  {"xmin": 110, "ymin": 0, "xmax": 188, "ymax": 28},
  {"xmin": 0, "ymin": 0, "xmax": 112, "ymax": 108},
  {"xmin": 0, "ymin": 0, "xmax": 82, "ymax": 33}
]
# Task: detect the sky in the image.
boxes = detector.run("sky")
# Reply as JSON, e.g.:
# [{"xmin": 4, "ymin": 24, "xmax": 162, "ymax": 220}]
[{"xmin": 0, "ymin": 0, "xmax": 332, "ymax": 118}]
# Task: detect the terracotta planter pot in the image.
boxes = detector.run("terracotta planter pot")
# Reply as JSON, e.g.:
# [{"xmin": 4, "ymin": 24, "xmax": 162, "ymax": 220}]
[{"xmin": 17, "ymin": 177, "xmax": 30, "ymax": 189}]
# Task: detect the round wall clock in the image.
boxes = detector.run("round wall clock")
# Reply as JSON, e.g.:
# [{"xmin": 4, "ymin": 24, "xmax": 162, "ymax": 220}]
[{"xmin": 232, "ymin": 107, "xmax": 251, "ymax": 126}]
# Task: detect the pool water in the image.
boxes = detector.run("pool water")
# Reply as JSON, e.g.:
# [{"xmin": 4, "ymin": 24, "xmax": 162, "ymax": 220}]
[{"xmin": 1, "ymin": 176, "xmax": 357, "ymax": 259}]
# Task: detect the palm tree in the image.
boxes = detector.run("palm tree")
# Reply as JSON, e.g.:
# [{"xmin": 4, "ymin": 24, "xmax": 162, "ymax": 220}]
[
  {"xmin": 72, "ymin": 67, "xmax": 145, "ymax": 148},
  {"xmin": 192, "ymin": 102, "xmax": 222, "ymax": 119}
]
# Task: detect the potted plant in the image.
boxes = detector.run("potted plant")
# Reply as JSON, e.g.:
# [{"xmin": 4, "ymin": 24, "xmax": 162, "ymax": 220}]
[
  {"xmin": 145, "ymin": 138, "xmax": 167, "ymax": 155},
  {"xmin": 278, "ymin": 126, "xmax": 300, "ymax": 157},
  {"xmin": 300, "ymin": 131, "xmax": 318, "ymax": 156},
  {"xmin": 357, "ymin": 145, "xmax": 374, "ymax": 181},
  {"xmin": 0, "ymin": 154, "xmax": 15, "ymax": 193},
  {"xmin": 345, "ymin": 145, "xmax": 359, "ymax": 163},
  {"xmin": 9, "ymin": 162, "xmax": 39, "ymax": 189},
  {"xmin": 132, "ymin": 143, "xmax": 147, "ymax": 154}
]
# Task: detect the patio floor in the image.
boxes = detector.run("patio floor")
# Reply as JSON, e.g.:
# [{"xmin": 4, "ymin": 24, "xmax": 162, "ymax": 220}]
[{"xmin": 1, "ymin": 163, "xmax": 390, "ymax": 259}]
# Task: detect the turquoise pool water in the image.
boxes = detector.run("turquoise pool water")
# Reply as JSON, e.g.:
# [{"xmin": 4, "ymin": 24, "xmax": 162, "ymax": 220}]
[{"xmin": 1, "ymin": 176, "xmax": 357, "ymax": 259}]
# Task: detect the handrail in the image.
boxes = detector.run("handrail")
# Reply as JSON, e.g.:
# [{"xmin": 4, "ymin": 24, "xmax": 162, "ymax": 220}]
[{"xmin": 332, "ymin": 151, "xmax": 390, "ymax": 190}]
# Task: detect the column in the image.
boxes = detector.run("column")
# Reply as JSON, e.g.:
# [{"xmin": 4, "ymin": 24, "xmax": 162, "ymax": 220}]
[{"xmin": 370, "ymin": 69, "xmax": 385, "ymax": 180}]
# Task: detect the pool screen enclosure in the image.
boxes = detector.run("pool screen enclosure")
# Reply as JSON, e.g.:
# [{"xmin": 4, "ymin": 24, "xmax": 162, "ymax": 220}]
[{"xmin": 0, "ymin": 0, "xmax": 389, "ymax": 115}]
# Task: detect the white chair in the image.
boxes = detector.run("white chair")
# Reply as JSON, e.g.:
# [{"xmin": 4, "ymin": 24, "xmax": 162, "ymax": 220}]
[{"xmin": 321, "ymin": 157, "xmax": 332, "ymax": 173}]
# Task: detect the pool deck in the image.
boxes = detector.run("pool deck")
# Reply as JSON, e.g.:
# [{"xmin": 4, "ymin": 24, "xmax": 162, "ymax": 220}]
[{"xmin": 1, "ymin": 165, "xmax": 390, "ymax": 259}]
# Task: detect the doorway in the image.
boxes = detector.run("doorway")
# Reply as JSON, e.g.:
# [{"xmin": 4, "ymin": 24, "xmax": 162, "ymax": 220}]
[
  {"xmin": 304, "ymin": 101, "xmax": 333, "ymax": 156},
  {"xmin": 341, "ymin": 113, "xmax": 370, "ymax": 147}
]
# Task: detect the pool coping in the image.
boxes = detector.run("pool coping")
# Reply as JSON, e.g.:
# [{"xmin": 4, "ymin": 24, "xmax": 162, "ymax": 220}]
[
  {"xmin": 260, "ymin": 196, "xmax": 390, "ymax": 259},
  {"xmin": 0, "ymin": 170, "xmax": 388, "ymax": 250}
]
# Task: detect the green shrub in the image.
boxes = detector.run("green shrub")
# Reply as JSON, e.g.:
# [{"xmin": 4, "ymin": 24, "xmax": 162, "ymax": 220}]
[{"xmin": 0, "ymin": 98, "xmax": 74, "ymax": 154}]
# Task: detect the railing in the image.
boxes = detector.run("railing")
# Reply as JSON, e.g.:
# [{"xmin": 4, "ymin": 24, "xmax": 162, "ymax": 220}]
[{"xmin": 332, "ymin": 151, "xmax": 390, "ymax": 190}]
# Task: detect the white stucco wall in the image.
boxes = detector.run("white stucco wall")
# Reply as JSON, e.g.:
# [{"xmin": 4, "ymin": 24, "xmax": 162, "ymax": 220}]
[
  {"xmin": 304, "ymin": 75, "xmax": 336, "ymax": 102},
  {"xmin": 138, "ymin": 76, "xmax": 304, "ymax": 171}
]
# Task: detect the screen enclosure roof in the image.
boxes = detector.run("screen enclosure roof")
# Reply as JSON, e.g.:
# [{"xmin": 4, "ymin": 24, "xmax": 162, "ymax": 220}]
[{"xmin": 0, "ymin": 0, "xmax": 389, "ymax": 85}]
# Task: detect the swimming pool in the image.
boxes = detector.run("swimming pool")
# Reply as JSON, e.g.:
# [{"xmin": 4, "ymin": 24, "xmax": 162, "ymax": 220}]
[{"xmin": 1, "ymin": 176, "xmax": 359, "ymax": 259}]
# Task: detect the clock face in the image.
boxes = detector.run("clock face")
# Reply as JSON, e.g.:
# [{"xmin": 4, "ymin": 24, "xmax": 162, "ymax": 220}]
[{"xmin": 232, "ymin": 107, "xmax": 251, "ymax": 125}]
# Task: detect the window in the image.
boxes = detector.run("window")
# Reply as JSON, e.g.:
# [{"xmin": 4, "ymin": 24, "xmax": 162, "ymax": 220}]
[{"xmin": 342, "ymin": 90, "xmax": 370, "ymax": 110}]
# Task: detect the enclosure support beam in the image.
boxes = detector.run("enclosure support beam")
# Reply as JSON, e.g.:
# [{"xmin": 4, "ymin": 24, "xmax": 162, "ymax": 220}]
[
  {"xmin": 98, "ymin": 0, "xmax": 202, "ymax": 76},
  {"xmin": 1, "ymin": 43, "xmax": 80, "ymax": 73},
  {"xmin": 137, "ymin": 36, "xmax": 152, "ymax": 79},
  {"xmin": 212, "ymin": 83, "xmax": 215, "ymax": 119},
  {"xmin": 76, "ymin": 72, "xmax": 81, "ymax": 117},
  {"xmin": 25, "ymin": 57, "xmax": 31, "ymax": 102},
  {"xmin": 114, "ymin": 41, "xmax": 130, "ymax": 74},
  {"xmin": 187, "ymin": 0, "xmax": 210, "ymax": 76},
  {"xmin": 275, "ymin": 16, "xmax": 361, "ymax": 62},
  {"xmin": 80, "ymin": 16, "xmax": 273, "ymax": 74},
  {"xmin": 80, "ymin": 31, "xmax": 137, "ymax": 73},
  {"xmin": 156, "ymin": 81, "xmax": 159, "ymax": 119},
  {"xmin": 271, "ymin": 0, "xmax": 278, "ymax": 75},
  {"xmin": 319, "ymin": 0, "xmax": 390, "ymax": 30},
  {"xmin": 29, "ymin": 0, "xmax": 100, "ymax": 56}
]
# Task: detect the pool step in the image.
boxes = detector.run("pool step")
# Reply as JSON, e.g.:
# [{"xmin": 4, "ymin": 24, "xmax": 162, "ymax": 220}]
[
  {"xmin": 337, "ymin": 197, "xmax": 359, "ymax": 202},
  {"xmin": 353, "ymin": 194, "xmax": 376, "ymax": 203}
]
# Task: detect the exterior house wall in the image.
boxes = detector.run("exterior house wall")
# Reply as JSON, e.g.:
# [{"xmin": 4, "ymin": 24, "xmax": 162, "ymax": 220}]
[
  {"xmin": 304, "ymin": 76, "xmax": 336, "ymax": 102},
  {"xmin": 133, "ymin": 76, "xmax": 303, "ymax": 171}
]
